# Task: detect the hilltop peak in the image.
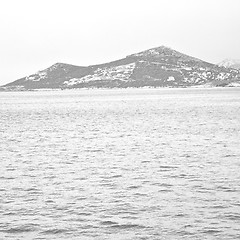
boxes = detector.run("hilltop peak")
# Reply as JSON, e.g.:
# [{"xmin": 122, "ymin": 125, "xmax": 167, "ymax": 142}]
[
  {"xmin": 152, "ymin": 45, "xmax": 173, "ymax": 51},
  {"xmin": 128, "ymin": 45, "xmax": 173, "ymax": 57},
  {"xmin": 218, "ymin": 59, "xmax": 240, "ymax": 69},
  {"xmin": 48, "ymin": 62, "xmax": 79, "ymax": 69},
  {"xmin": 128, "ymin": 45, "xmax": 202, "ymax": 63}
]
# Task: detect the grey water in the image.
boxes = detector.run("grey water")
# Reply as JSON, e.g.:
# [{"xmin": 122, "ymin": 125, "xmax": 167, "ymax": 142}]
[{"xmin": 0, "ymin": 88, "xmax": 240, "ymax": 240}]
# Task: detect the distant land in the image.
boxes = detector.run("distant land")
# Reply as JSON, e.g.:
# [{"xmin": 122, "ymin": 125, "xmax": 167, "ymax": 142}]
[
  {"xmin": 1, "ymin": 46, "xmax": 240, "ymax": 91},
  {"xmin": 218, "ymin": 59, "xmax": 240, "ymax": 70}
]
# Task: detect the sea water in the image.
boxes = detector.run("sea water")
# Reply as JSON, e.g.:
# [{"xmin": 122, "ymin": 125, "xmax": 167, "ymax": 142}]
[{"xmin": 0, "ymin": 88, "xmax": 240, "ymax": 240}]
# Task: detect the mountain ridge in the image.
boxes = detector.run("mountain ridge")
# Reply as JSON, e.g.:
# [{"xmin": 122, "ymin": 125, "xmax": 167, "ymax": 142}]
[{"xmin": 1, "ymin": 46, "xmax": 240, "ymax": 90}]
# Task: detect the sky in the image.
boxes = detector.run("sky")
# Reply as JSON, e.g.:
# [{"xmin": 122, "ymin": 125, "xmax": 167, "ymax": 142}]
[{"xmin": 0, "ymin": 0, "xmax": 240, "ymax": 85}]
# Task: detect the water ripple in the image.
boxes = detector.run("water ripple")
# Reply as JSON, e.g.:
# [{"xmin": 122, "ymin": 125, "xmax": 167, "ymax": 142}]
[{"xmin": 1, "ymin": 88, "xmax": 240, "ymax": 239}]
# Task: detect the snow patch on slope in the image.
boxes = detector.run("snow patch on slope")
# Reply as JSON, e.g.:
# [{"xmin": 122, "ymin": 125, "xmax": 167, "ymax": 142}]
[
  {"xmin": 227, "ymin": 82, "xmax": 240, "ymax": 87},
  {"xmin": 64, "ymin": 63, "xmax": 135, "ymax": 86},
  {"xmin": 25, "ymin": 71, "xmax": 47, "ymax": 82}
]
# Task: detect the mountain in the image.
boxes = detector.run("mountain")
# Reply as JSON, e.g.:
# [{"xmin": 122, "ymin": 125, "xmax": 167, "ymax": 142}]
[
  {"xmin": 1, "ymin": 63, "xmax": 88, "ymax": 90},
  {"xmin": 1, "ymin": 46, "xmax": 240, "ymax": 90},
  {"xmin": 218, "ymin": 59, "xmax": 240, "ymax": 70}
]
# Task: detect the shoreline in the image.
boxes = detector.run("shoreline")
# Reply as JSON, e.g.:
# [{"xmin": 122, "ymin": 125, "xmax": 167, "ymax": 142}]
[{"xmin": 0, "ymin": 85, "xmax": 240, "ymax": 94}]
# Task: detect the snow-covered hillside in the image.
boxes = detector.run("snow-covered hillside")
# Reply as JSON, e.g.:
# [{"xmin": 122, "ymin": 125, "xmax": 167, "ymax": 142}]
[{"xmin": 1, "ymin": 46, "xmax": 240, "ymax": 90}]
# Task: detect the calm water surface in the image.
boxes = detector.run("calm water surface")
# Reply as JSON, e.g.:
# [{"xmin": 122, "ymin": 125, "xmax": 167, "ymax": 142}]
[{"xmin": 0, "ymin": 88, "xmax": 240, "ymax": 240}]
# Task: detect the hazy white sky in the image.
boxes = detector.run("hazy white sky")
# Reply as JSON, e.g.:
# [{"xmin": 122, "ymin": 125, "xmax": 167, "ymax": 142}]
[{"xmin": 0, "ymin": 0, "xmax": 240, "ymax": 85}]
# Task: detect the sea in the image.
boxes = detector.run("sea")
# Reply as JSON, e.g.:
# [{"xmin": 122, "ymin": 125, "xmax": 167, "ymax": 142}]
[{"xmin": 0, "ymin": 87, "xmax": 240, "ymax": 240}]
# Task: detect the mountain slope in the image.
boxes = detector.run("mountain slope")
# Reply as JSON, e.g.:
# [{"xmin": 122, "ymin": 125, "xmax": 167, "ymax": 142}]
[
  {"xmin": 3, "ymin": 63, "xmax": 88, "ymax": 90},
  {"xmin": 2, "ymin": 46, "xmax": 240, "ymax": 90}
]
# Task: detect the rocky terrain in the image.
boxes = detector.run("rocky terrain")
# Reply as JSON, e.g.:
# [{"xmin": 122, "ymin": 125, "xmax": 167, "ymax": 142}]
[{"xmin": 1, "ymin": 46, "xmax": 240, "ymax": 90}]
